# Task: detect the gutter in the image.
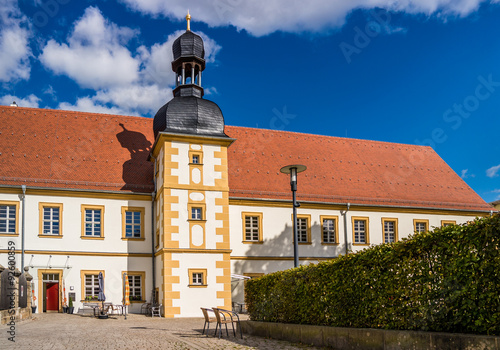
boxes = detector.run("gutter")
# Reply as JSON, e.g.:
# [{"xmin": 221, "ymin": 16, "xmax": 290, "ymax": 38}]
[
  {"xmin": 0, "ymin": 184, "xmax": 152, "ymax": 196},
  {"xmin": 343, "ymin": 203, "xmax": 350, "ymax": 256},
  {"xmin": 21, "ymin": 185, "xmax": 26, "ymax": 269},
  {"xmin": 228, "ymin": 196, "xmax": 493, "ymax": 214}
]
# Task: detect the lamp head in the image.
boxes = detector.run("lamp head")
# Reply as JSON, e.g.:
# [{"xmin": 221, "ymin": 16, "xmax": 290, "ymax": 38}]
[{"xmin": 280, "ymin": 164, "xmax": 307, "ymax": 191}]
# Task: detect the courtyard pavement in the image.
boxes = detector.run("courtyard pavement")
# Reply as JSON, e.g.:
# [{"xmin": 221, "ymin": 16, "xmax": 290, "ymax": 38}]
[{"xmin": 1, "ymin": 313, "xmax": 327, "ymax": 350}]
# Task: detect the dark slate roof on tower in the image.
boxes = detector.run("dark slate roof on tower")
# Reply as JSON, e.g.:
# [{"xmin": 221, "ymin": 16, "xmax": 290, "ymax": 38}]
[
  {"xmin": 153, "ymin": 16, "xmax": 227, "ymax": 139},
  {"xmin": 172, "ymin": 31, "xmax": 205, "ymax": 60},
  {"xmin": 153, "ymin": 96, "xmax": 226, "ymax": 138}
]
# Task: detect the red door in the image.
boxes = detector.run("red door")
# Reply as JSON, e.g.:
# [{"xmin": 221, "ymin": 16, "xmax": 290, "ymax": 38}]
[{"xmin": 46, "ymin": 283, "xmax": 59, "ymax": 311}]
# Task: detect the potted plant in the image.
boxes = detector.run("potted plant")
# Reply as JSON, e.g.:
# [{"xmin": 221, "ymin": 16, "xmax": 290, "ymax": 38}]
[
  {"xmin": 68, "ymin": 299, "xmax": 74, "ymax": 314},
  {"xmin": 63, "ymin": 303, "xmax": 68, "ymax": 313}
]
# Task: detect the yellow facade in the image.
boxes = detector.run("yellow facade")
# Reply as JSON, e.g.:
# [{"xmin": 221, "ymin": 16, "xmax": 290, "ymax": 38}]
[{"xmin": 152, "ymin": 134, "xmax": 233, "ymax": 317}]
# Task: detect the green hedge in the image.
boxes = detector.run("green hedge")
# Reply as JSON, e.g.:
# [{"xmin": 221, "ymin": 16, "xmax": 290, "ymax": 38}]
[{"xmin": 245, "ymin": 213, "xmax": 500, "ymax": 335}]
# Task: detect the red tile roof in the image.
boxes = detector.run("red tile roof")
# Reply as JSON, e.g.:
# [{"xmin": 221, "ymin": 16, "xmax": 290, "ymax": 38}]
[
  {"xmin": 0, "ymin": 106, "xmax": 154, "ymax": 193},
  {"xmin": 224, "ymin": 126, "xmax": 494, "ymax": 212},
  {"xmin": 0, "ymin": 106, "xmax": 493, "ymax": 212}
]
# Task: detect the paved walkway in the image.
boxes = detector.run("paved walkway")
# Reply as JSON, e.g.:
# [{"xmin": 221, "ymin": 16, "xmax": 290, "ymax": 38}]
[{"xmin": 1, "ymin": 313, "xmax": 326, "ymax": 350}]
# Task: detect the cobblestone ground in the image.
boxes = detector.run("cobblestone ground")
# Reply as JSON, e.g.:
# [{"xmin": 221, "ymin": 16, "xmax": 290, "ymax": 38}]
[{"xmin": 0, "ymin": 313, "xmax": 327, "ymax": 350}]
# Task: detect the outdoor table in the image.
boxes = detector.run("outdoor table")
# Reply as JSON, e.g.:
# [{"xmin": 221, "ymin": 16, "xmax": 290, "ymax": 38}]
[{"xmin": 81, "ymin": 303, "xmax": 100, "ymax": 316}]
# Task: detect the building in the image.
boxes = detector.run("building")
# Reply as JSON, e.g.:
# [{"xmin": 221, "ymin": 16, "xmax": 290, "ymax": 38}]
[
  {"xmin": 0, "ymin": 19, "xmax": 495, "ymax": 317},
  {"xmin": 491, "ymin": 200, "xmax": 500, "ymax": 210}
]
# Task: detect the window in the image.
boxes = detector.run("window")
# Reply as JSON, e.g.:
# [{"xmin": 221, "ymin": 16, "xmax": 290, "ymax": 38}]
[
  {"xmin": 188, "ymin": 269, "xmax": 207, "ymax": 287},
  {"xmin": 413, "ymin": 219, "xmax": 429, "ymax": 233},
  {"xmin": 122, "ymin": 207, "xmax": 145, "ymax": 240},
  {"xmin": 188, "ymin": 203, "xmax": 205, "ymax": 221},
  {"xmin": 85, "ymin": 274, "xmax": 99, "ymax": 299},
  {"xmin": 245, "ymin": 216, "xmax": 259, "ymax": 241},
  {"xmin": 352, "ymin": 217, "xmax": 370, "ymax": 245},
  {"xmin": 192, "ymin": 273, "xmax": 203, "ymax": 284},
  {"xmin": 295, "ymin": 214, "xmax": 311, "ymax": 244},
  {"xmin": 382, "ymin": 218, "xmax": 398, "ymax": 243},
  {"xmin": 0, "ymin": 201, "xmax": 19, "ymax": 235},
  {"xmin": 81, "ymin": 205, "xmax": 104, "ymax": 239},
  {"xmin": 297, "ymin": 216, "xmax": 311, "ymax": 243},
  {"xmin": 189, "ymin": 150, "xmax": 203, "ymax": 165},
  {"xmin": 85, "ymin": 210, "xmax": 101, "ymax": 236},
  {"xmin": 126, "ymin": 211, "xmax": 141, "ymax": 237},
  {"xmin": 321, "ymin": 216, "xmax": 339, "ymax": 244},
  {"xmin": 126, "ymin": 271, "xmax": 145, "ymax": 302},
  {"xmin": 80, "ymin": 270, "xmax": 104, "ymax": 300},
  {"xmin": 191, "ymin": 207, "xmax": 202, "ymax": 220},
  {"xmin": 441, "ymin": 220, "xmax": 456, "ymax": 227},
  {"xmin": 242, "ymin": 212, "xmax": 263, "ymax": 243},
  {"xmin": 42, "ymin": 273, "xmax": 59, "ymax": 282},
  {"xmin": 39, "ymin": 203, "xmax": 63, "ymax": 236}
]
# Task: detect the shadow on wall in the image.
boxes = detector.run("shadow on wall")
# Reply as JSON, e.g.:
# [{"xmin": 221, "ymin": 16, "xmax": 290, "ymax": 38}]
[
  {"xmin": 232, "ymin": 221, "xmax": 347, "ymax": 303},
  {"xmin": 116, "ymin": 123, "xmax": 154, "ymax": 192}
]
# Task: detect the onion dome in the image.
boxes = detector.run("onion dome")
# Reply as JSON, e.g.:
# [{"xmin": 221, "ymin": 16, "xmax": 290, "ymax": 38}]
[
  {"xmin": 153, "ymin": 97, "xmax": 225, "ymax": 138},
  {"xmin": 172, "ymin": 31, "xmax": 205, "ymax": 62},
  {"xmin": 153, "ymin": 11, "xmax": 228, "ymax": 140}
]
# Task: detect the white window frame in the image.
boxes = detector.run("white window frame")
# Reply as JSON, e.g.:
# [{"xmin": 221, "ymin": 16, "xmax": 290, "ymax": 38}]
[
  {"xmin": 84, "ymin": 208, "xmax": 102, "ymax": 237},
  {"xmin": 352, "ymin": 217, "xmax": 370, "ymax": 245},
  {"xmin": 322, "ymin": 218, "xmax": 337, "ymax": 243},
  {"xmin": 42, "ymin": 206, "xmax": 60, "ymax": 235},
  {"xmin": 125, "ymin": 211, "xmax": 141, "ymax": 238},
  {"xmin": 191, "ymin": 207, "xmax": 202, "ymax": 220},
  {"xmin": 382, "ymin": 218, "xmax": 398, "ymax": 243},
  {"xmin": 84, "ymin": 274, "xmax": 99, "ymax": 299},
  {"xmin": 0, "ymin": 203, "xmax": 18, "ymax": 234}
]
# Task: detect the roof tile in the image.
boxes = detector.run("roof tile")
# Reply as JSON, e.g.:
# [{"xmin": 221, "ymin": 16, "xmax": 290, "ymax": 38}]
[{"xmin": 0, "ymin": 106, "xmax": 494, "ymax": 212}]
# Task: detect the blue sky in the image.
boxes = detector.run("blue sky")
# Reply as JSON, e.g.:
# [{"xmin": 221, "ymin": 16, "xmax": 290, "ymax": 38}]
[{"xmin": 2, "ymin": 0, "xmax": 500, "ymax": 203}]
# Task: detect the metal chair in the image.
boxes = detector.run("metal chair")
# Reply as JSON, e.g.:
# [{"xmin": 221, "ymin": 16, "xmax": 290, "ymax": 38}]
[
  {"xmin": 141, "ymin": 302, "xmax": 151, "ymax": 315},
  {"xmin": 105, "ymin": 303, "xmax": 122, "ymax": 315},
  {"xmin": 212, "ymin": 308, "xmax": 242, "ymax": 339},
  {"xmin": 200, "ymin": 308, "xmax": 216, "ymax": 337},
  {"xmin": 151, "ymin": 304, "xmax": 162, "ymax": 317}
]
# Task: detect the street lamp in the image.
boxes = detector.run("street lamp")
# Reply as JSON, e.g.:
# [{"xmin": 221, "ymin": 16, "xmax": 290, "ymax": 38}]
[{"xmin": 280, "ymin": 164, "xmax": 307, "ymax": 268}]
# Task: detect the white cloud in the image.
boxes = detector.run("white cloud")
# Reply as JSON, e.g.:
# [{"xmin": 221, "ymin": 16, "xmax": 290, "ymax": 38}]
[
  {"xmin": 486, "ymin": 164, "xmax": 500, "ymax": 178},
  {"xmin": 58, "ymin": 97, "xmax": 128, "ymax": 116},
  {"xmin": 120, "ymin": 0, "xmax": 499, "ymax": 36},
  {"xmin": 41, "ymin": 6, "xmax": 221, "ymax": 116},
  {"xmin": 40, "ymin": 7, "xmax": 140, "ymax": 90},
  {"xmin": 0, "ymin": 0, "xmax": 32, "ymax": 82},
  {"xmin": 0, "ymin": 94, "xmax": 40, "ymax": 108},
  {"xmin": 460, "ymin": 169, "xmax": 475, "ymax": 179},
  {"xmin": 204, "ymin": 87, "xmax": 218, "ymax": 95},
  {"xmin": 492, "ymin": 189, "xmax": 500, "ymax": 200},
  {"xmin": 93, "ymin": 85, "xmax": 172, "ymax": 114}
]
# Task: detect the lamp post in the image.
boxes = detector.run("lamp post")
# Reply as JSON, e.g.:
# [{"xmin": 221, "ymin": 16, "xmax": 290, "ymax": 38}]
[{"xmin": 280, "ymin": 164, "xmax": 307, "ymax": 268}]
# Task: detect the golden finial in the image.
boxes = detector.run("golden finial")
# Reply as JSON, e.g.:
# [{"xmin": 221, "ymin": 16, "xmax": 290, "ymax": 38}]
[{"xmin": 186, "ymin": 10, "xmax": 191, "ymax": 31}]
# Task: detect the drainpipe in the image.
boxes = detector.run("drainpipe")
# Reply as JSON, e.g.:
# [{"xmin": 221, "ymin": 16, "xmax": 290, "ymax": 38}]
[
  {"xmin": 343, "ymin": 203, "xmax": 350, "ymax": 256},
  {"xmin": 151, "ymin": 157, "xmax": 157, "ymax": 303},
  {"xmin": 21, "ymin": 185, "xmax": 26, "ymax": 270}
]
